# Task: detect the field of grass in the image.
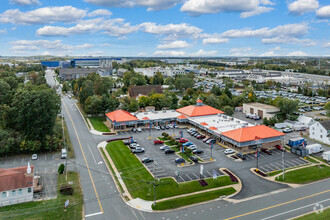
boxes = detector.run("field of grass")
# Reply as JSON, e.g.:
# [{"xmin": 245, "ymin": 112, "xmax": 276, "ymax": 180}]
[
  {"xmin": 294, "ymin": 207, "xmax": 330, "ymax": 220},
  {"xmin": 88, "ymin": 117, "xmax": 110, "ymax": 132},
  {"xmin": 152, "ymin": 187, "xmax": 236, "ymax": 210},
  {"xmin": 276, "ymin": 165, "xmax": 330, "ymax": 183},
  {"xmin": 105, "ymin": 141, "xmax": 236, "ymax": 201},
  {"xmin": 0, "ymin": 172, "xmax": 83, "ymax": 220},
  {"xmin": 268, "ymin": 164, "xmax": 311, "ymax": 177}
]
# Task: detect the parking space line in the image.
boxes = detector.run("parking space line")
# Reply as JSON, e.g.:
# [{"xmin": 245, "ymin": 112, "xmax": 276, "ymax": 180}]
[
  {"xmin": 271, "ymin": 163, "xmax": 281, "ymax": 170},
  {"xmin": 206, "ymin": 171, "xmax": 212, "ymax": 177},
  {"xmin": 259, "ymin": 167, "xmax": 268, "ymax": 173},
  {"xmin": 285, "ymin": 161, "xmax": 296, "ymax": 167},
  {"xmin": 192, "ymin": 173, "xmax": 199, "ymax": 179},
  {"xmin": 264, "ymin": 164, "xmax": 275, "ymax": 171},
  {"xmin": 185, "ymin": 174, "xmax": 193, "ymax": 181},
  {"xmin": 289, "ymin": 160, "xmax": 301, "ymax": 166},
  {"xmin": 179, "ymin": 176, "xmax": 185, "ymax": 182}
]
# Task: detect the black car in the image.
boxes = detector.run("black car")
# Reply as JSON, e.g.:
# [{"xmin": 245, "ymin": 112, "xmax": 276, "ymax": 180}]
[
  {"xmin": 175, "ymin": 158, "xmax": 185, "ymax": 163},
  {"xmin": 192, "ymin": 149, "xmax": 204, "ymax": 154},
  {"xmin": 236, "ymin": 153, "xmax": 246, "ymax": 160},
  {"xmin": 164, "ymin": 149, "xmax": 175, "ymax": 154},
  {"xmin": 141, "ymin": 158, "xmax": 154, "ymax": 163},
  {"xmin": 189, "ymin": 155, "xmax": 199, "ymax": 163},
  {"xmin": 261, "ymin": 148, "xmax": 272, "ymax": 155}
]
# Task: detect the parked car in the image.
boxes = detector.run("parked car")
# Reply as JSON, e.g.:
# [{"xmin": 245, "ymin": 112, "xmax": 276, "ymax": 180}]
[
  {"xmin": 175, "ymin": 158, "xmax": 185, "ymax": 163},
  {"xmin": 235, "ymin": 153, "xmax": 246, "ymax": 160},
  {"xmin": 224, "ymin": 149, "xmax": 235, "ymax": 155},
  {"xmin": 196, "ymin": 135, "xmax": 206, "ymax": 139},
  {"xmin": 179, "ymin": 138, "xmax": 188, "ymax": 143},
  {"xmin": 320, "ymin": 111, "xmax": 326, "ymax": 116},
  {"xmin": 183, "ymin": 142, "xmax": 194, "ymax": 147},
  {"xmin": 168, "ymin": 124, "xmax": 173, "ymax": 129},
  {"xmin": 154, "ymin": 140, "xmax": 164, "ymax": 144},
  {"xmin": 160, "ymin": 126, "xmax": 166, "ymax": 130},
  {"xmin": 129, "ymin": 143, "xmax": 140, "ymax": 149},
  {"xmin": 132, "ymin": 147, "xmax": 145, "ymax": 153},
  {"xmin": 188, "ymin": 145, "xmax": 197, "ymax": 150},
  {"xmin": 160, "ymin": 145, "xmax": 170, "ymax": 150},
  {"xmin": 32, "ymin": 154, "xmax": 38, "ymax": 160},
  {"xmin": 68, "ymin": 95, "xmax": 71, "ymax": 99},
  {"xmin": 165, "ymin": 149, "xmax": 175, "ymax": 154},
  {"xmin": 131, "ymin": 128, "xmax": 137, "ymax": 133},
  {"xmin": 189, "ymin": 155, "xmax": 198, "ymax": 163},
  {"xmin": 283, "ymin": 128, "xmax": 293, "ymax": 133},
  {"xmin": 193, "ymin": 133, "xmax": 200, "ymax": 137},
  {"xmin": 165, "ymin": 125, "xmax": 170, "ymax": 129},
  {"xmin": 275, "ymin": 145, "xmax": 285, "ymax": 152},
  {"xmin": 206, "ymin": 139, "xmax": 215, "ymax": 144},
  {"xmin": 155, "ymin": 126, "xmax": 160, "ymax": 130},
  {"xmin": 192, "ymin": 149, "xmax": 204, "ymax": 154},
  {"xmin": 137, "ymin": 128, "xmax": 142, "ymax": 132},
  {"xmin": 261, "ymin": 148, "xmax": 272, "ymax": 155},
  {"xmin": 203, "ymin": 138, "xmax": 210, "ymax": 142},
  {"xmin": 141, "ymin": 158, "xmax": 154, "ymax": 163}
]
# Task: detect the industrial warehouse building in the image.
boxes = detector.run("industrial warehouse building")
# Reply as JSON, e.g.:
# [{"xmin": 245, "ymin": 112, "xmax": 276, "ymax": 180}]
[
  {"xmin": 105, "ymin": 100, "xmax": 284, "ymax": 152},
  {"xmin": 243, "ymin": 103, "xmax": 280, "ymax": 119}
]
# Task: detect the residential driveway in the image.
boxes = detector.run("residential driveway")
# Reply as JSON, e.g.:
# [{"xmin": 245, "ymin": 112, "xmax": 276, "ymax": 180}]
[{"xmin": 0, "ymin": 152, "xmax": 66, "ymax": 199}]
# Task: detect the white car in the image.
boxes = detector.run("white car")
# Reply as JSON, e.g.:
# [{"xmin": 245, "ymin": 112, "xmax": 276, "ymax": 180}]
[
  {"xmin": 160, "ymin": 145, "xmax": 170, "ymax": 150},
  {"xmin": 168, "ymin": 124, "xmax": 173, "ymax": 129},
  {"xmin": 31, "ymin": 154, "xmax": 38, "ymax": 160},
  {"xmin": 224, "ymin": 149, "xmax": 235, "ymax": 155},
  {"xmin": 137, "ymin": 128, "xmax": 142, "ymax": 132},
  {"xmin": 155, "ymin": 126, "xmax": 160, "ymax": 130},
  {"xmin": 188, "ymin": 145, "xmax": 197, "ymax": 150},
  {"xmin": 132, "ymin": 147, "xmax": 145, "ymax": 153}
]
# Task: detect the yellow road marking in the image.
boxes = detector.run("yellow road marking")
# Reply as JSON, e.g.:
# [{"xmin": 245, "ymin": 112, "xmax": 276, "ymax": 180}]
[
  {"xmin": 225, "ymin": 189, "xmax": 330, "ymax": 220},
  {"xmin": 63, "ymin": 99, "xmax": 104, "ymax": 213}
]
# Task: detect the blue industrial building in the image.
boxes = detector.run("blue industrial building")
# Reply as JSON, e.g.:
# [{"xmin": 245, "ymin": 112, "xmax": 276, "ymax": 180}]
[{"xmin": 41, "ymin": 61, "xmax": 60, "ymax": 67}]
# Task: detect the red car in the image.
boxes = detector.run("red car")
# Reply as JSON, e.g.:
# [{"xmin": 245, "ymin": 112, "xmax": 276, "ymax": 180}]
[
  {"xmin": 275, "ymin": 145, "xmax": 285, "ymax": 152},
  {"xmin": 154, "ymin": 140, "xmax": 164, "ymax": 144},
  {"xmin": 179, "ymin": 138, "xmax": 188, "ymax": 143},
  {"xmin": 197, "ymin": 135, "xmax": 206, "ymax": 139}
]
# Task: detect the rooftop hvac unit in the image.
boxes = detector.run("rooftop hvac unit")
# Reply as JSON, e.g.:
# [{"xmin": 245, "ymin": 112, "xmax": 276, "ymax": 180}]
[
  {"xmin": 213, "ymin": 120, "xmax": 215, "ymax": 122},
  {"xmin": 236, "ymin": 121, "xmax": 240, "ymax": 123}
]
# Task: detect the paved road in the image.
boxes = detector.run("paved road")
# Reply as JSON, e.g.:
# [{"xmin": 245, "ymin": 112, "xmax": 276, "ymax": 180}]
[{"xmin": 45, "ymin": 70, "xmax": 330, "ymax": 219}]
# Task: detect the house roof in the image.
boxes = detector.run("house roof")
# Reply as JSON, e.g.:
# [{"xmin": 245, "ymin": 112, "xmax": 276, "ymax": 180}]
[
  {"xmin": 221, "ymin": 125, "xmax": 285, "ymax": 143},
  {"xmin": 176, "ymin": 105, "xmax": 224, "ymax": 117},
  {"xmin": 320, "ymin": 120, "xmax": 330, "ymax": 131},
  {"xmin": 106, "ymin": 110, "xmax": 138, "ymax": 123},
  {"xmin": 297, "ymin": 116, "xmax": 314, "ymax": 125},
  {"xmin": 177, "ymin": 114, "xmax": 188, "ymax": 119},
  {"xmin": 128, "ymin": 85, "xmax": 163, "ymax": 98},
  {"xmin": 0, "ymin": 166, "xmax": 34, "ymax": 192}
]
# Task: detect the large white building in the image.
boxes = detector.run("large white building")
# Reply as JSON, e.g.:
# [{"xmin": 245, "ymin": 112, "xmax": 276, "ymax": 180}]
[
  {"xmin": 134, "ymin": 67, "xmax": 185, "ymax": 77},
  {"xmin": 309, "ymin": 120, "xmax": 330, "ymax": 145}
]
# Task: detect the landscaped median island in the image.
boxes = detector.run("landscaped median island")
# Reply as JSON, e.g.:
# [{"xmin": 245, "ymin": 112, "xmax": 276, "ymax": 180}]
[
  {"xmin": 294, "ymin": 207, "xmax": 330, "ymax": 220},
  {"xmin": 103, "ymin": 140, "xmax": 238, "ymax": 210},
  {"xmin": 275, "ymin": 164, "xmax": 330, "ymax": 184},
  {"xmin": 0, "ymin": 172, "xmax": 83, "ymax": 219},
  {"xmin": 87, "ymin": 116, "xmax": 110, "ymax": 132}
]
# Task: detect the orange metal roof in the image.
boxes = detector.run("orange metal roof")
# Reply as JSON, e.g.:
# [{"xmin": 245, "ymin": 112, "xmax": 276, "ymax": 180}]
[
  {"xmin": 221, "ymin": 125, "xmax": 285, "ymax": 143},
  {"xmin": 197, "ymin": 99, "xmax": 203, "ymax": 103},
  {"xmin": 142, "ymin": 117, "xmax": 150, "ymax": 120},
  {"xmin": 209, "ymin": 126, "xmax": 217, "ymax": 130},
  {"xmin": 200, "ymin": 122, "xmax": 208, "ymax": 126},
  {"xmin": 106, "ymin": 110, "xmax": 138, "ymax": 123},
  {"xmin": 177, "ymin": 114, "xmax": 188, "ymax": 119},
  {"xmin": 176, "ymin": 105, "xmax": 224, "ymax": 117}
]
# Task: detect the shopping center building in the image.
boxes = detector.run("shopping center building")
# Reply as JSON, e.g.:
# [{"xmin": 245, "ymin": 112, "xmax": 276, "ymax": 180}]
[{"xmin": 105, "ymin": 100, "xmax": 285, "ymax": 152}]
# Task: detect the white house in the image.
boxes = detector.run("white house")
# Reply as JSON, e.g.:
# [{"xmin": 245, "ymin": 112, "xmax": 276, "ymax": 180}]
[
  {"xmin": 0, "ymin": 164, "xmax": 34, "ymax": 207},
  {"xmin": 309, "ymin": 120, "xmax": 330, "ymax": 145}
]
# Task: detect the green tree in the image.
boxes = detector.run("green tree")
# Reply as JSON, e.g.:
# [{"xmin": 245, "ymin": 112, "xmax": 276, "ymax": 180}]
[
  {"xmin": 276, "ymin": 97, "xmax": 299, "ymax": 117},
  {"xmin": 223, "ymin": 106, "xmax": 234, "ymax": 116},
  {"xmin": 0, "ymin": 80, "xmax": 12, "ymax": 105},
  {"xmin": 219, "ymin": 94, "xmax": 231, "ymax": 108},
  {"xmin": 79, "ymin": 80, "xmax": 94, "ymax": 104},
  {"xmin": 210, "ymin": 85, "xmax": 222, "ymax": 96},
  {"xmin": 128, "ymin": 99, "xmax": 139, "ymax": 112},
  {"xmin": 62, "ymin": 81, "xmax": 70, "ymax": 93},
  {"xmin": 325, "ymin": 102, "xmax": 330, "ymax": 117},
  {"xmin": 151, "ymin": 72, "xmax": 164, "ymax": 85}
]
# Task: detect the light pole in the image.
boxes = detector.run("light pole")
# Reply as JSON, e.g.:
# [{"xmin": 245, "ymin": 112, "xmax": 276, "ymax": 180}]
[
  {"xmin": 61, "ymin": 114, "xmax": 67, "ymax": 181},
  {"xmin": 282, "ymin": 137, "xmax": 285, "ymax": 180}
]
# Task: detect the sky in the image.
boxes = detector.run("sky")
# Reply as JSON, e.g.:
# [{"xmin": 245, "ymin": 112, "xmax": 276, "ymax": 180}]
[{"xmin": 0, "ymin": 0, "xmax": 329, "ymax": 57}]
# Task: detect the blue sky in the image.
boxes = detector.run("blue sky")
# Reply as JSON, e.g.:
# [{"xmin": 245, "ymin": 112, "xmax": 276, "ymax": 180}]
[{"xmin": 0, "ymin": 0, "xmax": 329, "ymax": 57}]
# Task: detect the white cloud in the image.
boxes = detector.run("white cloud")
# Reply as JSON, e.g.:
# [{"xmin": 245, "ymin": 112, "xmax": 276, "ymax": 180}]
[
  {"xmin": 316, "ymin": 5, "xmax": 330, "ymax": 19},
  {"xmin": 140, "ymin": 22, "xmax": 202, "ymax": 40},
  {"xmin": 190, "ymin": 49, "xmax": 217, "ymax": 56},
  {"xmin": 181, "ymin": 0, "xmax": 274, "ymax": 17},
  {"xmin": 229, "ymin": 47, "xmax": 252, "ymax": 56},
  {"xmin": 261, "ymin": 36, "xmax": 316, "ymax": 46},
  {"xmin": 157, "ymin": 41, "xmax": 189, "ymax": 49},
  {"xmin": 259, "ymin": 50, "xmax": 277, "ymax": 56},
  {"xmin": 37, "ymin": 18, "xmax": 139, "ymax": 37},
  {"xmin": 10, "ymin": 40, "xmax": 94, "ymax": 55},
  {"xmin": 240, "ymin": 6, "xmax": 274, "ymax": 18},
  {"xmin": 271, "ymin": 46, "xmax": 281, "ymax": 51},
  {"xmin": 202, "ymin": 37, "xmax": 228, "ymax": 44},
  {"xmin": 84, "ymin": 0, "xmax": 182, "ymax": 11},
  {"xmin": 137, "ymin": 52, "xmax": 147, "ymax": 56},
  {"xmin": 287, "ymin": 51, "xmax": 307, "ymax": 56},
  {"xmin": 152, "ymin": 50, "xmax": 185, "ymax": 56},
  {"xmin": 101, "ymin": 43, "xmax": 111, "ymax": 47},
  {"xmin": 221, "ymin": 23, "xmax": 309, "ymax": 38},
  {"xmin": 88, "ymin": 9, "xmax": 112, "ymax": 17},
  {"xmin": 323, "ymin": 42, "xmax": 330, "ymax": 48},
  {"xmin": 288, "ymin": 0, "xmax": 319, "ymax": 15},
  {"xmin": 0, "ymin": 6, "xmax": 86, "ymax": 25},
  {"xmin": 10, "ymin": 27, "xmax": 16, "ymax": 31},
  {"xmin": 0, "ymin": 29, "xmax": 6, "ymax": 34},
  {"xmin": 10, "ymin": 0, "xmax": 40, "ymax": 5}
]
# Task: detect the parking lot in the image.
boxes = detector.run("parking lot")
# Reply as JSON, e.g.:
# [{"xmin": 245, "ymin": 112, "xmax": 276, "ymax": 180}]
[{"xmin": 0, "ymin": 152, "xmax": 64, "ymax": 199}]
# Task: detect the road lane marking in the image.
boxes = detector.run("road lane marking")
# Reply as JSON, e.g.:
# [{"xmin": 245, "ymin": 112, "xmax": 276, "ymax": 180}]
[
  {"xmin": 261, "ymin": 198, "xmax": 330, "ymax": 220},
  {"xmin": 63, "ymin": 100, "xmax": 103, "ymax": 214},
  {"xmin": 225, "ymin": 189, "xmax": 330, "ymax": 220},
  {"xmin": 85, "ymin": 212, "xmax": 103, "ymax": 218},
  {"xmin": 87, "ymin": 144, "xmax": 97, "ymax": 165}
]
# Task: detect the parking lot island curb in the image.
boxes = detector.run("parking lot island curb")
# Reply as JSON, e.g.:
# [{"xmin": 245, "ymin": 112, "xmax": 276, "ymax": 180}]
[{"xmin": 219, "ymin": 168, "xmax": 242, "ymax": 199}]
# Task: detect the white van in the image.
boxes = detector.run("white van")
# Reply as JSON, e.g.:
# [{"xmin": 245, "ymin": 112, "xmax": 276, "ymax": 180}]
[{"xmin": 61, "ymin": 149, "xmax": 67, "ymax": 159}]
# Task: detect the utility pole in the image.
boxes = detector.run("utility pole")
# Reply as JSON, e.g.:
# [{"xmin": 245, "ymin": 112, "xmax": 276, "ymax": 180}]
[{"xmin": 282, "ymin": 150, "xmax": 285, "ymax": 180}]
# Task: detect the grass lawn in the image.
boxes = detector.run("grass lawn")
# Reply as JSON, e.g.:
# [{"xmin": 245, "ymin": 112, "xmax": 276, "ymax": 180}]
[
  {"xmin": 305, "ymin": 156, "xmax": 318, "ymax": 163},
  {"xmin": 0, "ymin": 172, "xmax": 83, "ymax": 220},
  {"xmin": 170, "ymin": 146, "xmax": 192, "ymax": 162},
  {"xmin": 105, "ymin": 141, "xmax": 237, "ymax": 201},
  {"xmin": 88, "ymin": 117, "xmax": 110, "ymax": 132},
  {"xmin": 276, "ymin": 165, "xmax": 330, "ymax": 183},
  {"xmin": 294, "ymin": 207, "xmax": 330, "ymax": 220},
  {"xmin": 267, "ymin": 164, "xmax": 311, "ymax": 177},
  {"xmin": 152, "ymin": 187, "xmax": 236, "ymax": 210}
]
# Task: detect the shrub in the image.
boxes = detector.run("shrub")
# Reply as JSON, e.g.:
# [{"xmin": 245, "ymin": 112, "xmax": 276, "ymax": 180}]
[
  {"xmin": 58, "ymin": 164, "xmax": 65, "ymax": 174},
  {"xmin": 162, "ymin": 132, "xmax": 169, "ymax": 137},
  {"xmin": 177, "ymin": 143, "xmax": 183, "ymax": 148},
  {"xmin": 60, "ymin": 185, "xmax": 74, "ymax": 195}
]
